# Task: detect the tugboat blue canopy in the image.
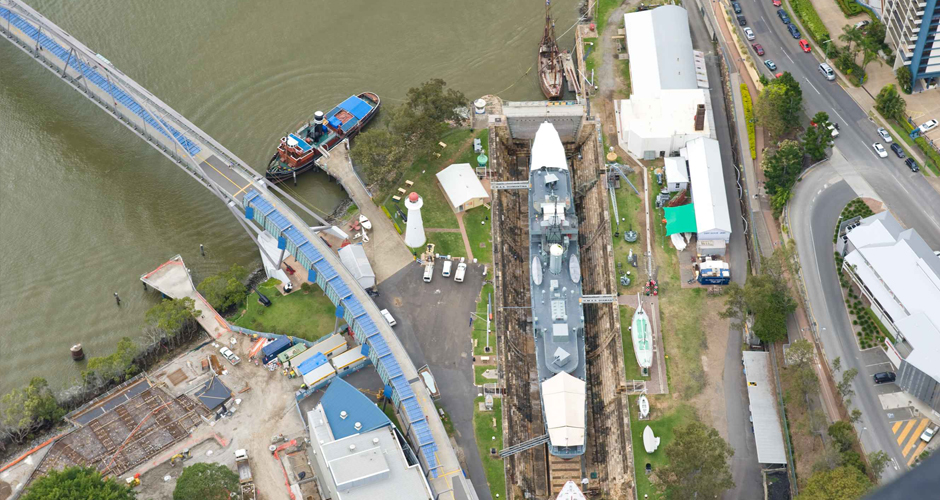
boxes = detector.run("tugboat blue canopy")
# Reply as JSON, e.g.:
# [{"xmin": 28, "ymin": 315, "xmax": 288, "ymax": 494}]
[{"xmin": 339, "ymin": 96, "xmax": 371, "ymax": 119}]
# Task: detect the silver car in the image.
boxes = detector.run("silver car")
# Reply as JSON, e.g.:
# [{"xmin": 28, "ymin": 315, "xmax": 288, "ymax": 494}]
[{"xmin": 877, "ymin": 127, "xmax": 893, "ymax": 143}]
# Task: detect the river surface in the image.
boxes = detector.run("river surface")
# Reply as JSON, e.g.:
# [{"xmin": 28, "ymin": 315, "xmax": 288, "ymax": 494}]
[{"xmin": 0, "ymin": 0, "xmax": 579, "ymax": 394}]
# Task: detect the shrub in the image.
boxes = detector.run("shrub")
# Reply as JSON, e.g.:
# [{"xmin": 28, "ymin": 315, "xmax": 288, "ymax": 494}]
[
  {"xmin": 788, "ymin": 0, "xmax": 830, "ymax": 43},
  {"xmin": 896, "ymin": 66, "xmax": 913, "ymax": 94},
  {"xmin": 834, "ymin": 0, "xmax": 863, "ymax": 16},
  {"xmin": 741, "ymin": 84, "xmax": 757, "ymax": 159},
  {"xmin": 381, "ymin": 205, "xmax": 393, "ymax": 219},
  {"xmin": 914, "ymin": 137, "xmax": 940, "ymax": 173}
]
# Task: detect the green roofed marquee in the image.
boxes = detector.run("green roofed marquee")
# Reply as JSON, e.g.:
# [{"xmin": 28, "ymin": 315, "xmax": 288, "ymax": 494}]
[{"xmin": 664, "ymin": 204, "xmax": 697, "ymax": 236}]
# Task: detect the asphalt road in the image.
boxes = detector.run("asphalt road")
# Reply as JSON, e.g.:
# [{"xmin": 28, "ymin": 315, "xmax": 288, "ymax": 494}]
[
  {"xmin": 790, "ymin": 164, "xmax": 906, "ymax": 482},
  {"xmin": 733, "ymin": 0, "xmax": 940, "ymax": 250},
  {"xmin": 687, "ymin": 7, "xmax": 764, "ymax": 499}
]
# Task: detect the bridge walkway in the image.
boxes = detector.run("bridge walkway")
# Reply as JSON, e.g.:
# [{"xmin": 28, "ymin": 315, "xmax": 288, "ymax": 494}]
[{"xmin": 140, "ymin": 255, "xmax": 230, "ymax": 340}]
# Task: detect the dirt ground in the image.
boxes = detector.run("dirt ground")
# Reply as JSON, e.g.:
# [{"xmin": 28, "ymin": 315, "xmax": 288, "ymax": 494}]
[{"xmin": 689, "ymin": 297, "xmax": 733, "ymax": 438}]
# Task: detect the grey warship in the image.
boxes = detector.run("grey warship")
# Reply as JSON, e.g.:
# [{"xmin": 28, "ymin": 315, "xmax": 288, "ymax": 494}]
[{"xmin": 528, "ymin": 122, "xmax": 586, "ymax": 459}]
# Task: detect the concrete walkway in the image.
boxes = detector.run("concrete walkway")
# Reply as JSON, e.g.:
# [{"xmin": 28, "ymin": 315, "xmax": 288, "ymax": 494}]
[
  {"xmin": 455, "ymin": 212, "xmax": 475, "ymax": 262},
  {"xmin": 323, "ymin": 142, "xmax": 415, "ymax": 284},
  {"xmin": 140, "ymin": 255, "xmax": 229, "ymax": 340}
]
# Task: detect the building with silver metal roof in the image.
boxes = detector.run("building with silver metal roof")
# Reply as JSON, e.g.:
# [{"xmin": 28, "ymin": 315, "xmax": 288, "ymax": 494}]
[{"xmin": 742, "ymin": 352, "xmax": 786, "ymax": 465}]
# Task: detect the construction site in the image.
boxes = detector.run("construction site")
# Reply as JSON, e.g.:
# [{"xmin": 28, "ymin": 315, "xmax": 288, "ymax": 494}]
[{"xmin": 489, "ymin": 102, "xmax": 634, "ymax": 499}]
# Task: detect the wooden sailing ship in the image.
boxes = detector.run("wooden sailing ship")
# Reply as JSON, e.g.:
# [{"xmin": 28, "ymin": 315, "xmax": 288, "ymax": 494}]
[{"xmin": 538, "ymin": 0, "xmax": 564, "ymax": 100}]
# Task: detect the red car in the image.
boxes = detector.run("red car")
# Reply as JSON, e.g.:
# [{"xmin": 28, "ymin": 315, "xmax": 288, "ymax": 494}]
[
  {"xmin": 752, "ymin": 43, "xmax": 765, "ymax": 56},
  {"xmin": 772, "ymin": 0, "xmax": 781, "ymax": 5},
  {"xmin": 799, "ymin": 39, "xmax": 811, "ymax": 52}
]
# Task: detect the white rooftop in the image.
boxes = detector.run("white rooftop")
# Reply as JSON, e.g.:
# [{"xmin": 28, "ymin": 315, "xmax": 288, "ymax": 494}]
[
  {"xmin": 541, "ymin": 371, "xmax": 586, "ymax": 448},
  {"xmin": 624, "ymin": 5, "xmax": 698, "ymax": 98},
  {"xmin": 531, "ymin": 122, "xmax": 568, "ymax": 172},
  {"xmin": 338, "ymin": 244, "xmax": 375, "ymax": 289},
  {"xmin": 664, "ymin": 156, "xmax": 690, "ymax": 184},
  {"xmin": 436, "ymin": 163, "xmax": 488, "ymax": 209},
  {"xmin": 742, "ymin": 351, "xmax": 787, "ymax": 464},
  {"xmin": 308, "ymin": 406, "xmax": 432, "ymax": 500},
  {"xmin": 618, "ymin": 90, "xmax": 713, "ymax": 141},
  {"xmin": 685, "ymin": 137, "xmax": 731, "ymax": 238},
  {"xmin": 556, "ymin": 481, "xmax": 587, "ymax": 500}
]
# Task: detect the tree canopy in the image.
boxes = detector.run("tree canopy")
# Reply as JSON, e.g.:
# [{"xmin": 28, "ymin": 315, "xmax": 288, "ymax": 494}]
[
  {"xmin": 756, "ymin": 72, "xmax": 803, "ymax": 139},
  {"xmin": 21, "ymin": 466, "xmax": 136, "ymax": 500},
  {"xmin": 721, "ymin": 243, "xmax": 798, "ymax": 343},
  {"xmin": 658, "ymin": 421, "xmax": 734, "ymax": 499},
  {"xmin": 349, "ymin": 127, "xmax": 408, "ymax": 186},
  {"xmin": 173, "ymin": 462, "xmax": 239, "ymax": 500},
  {"xmin": 0, "ymin": 377, "xmax": 65, "ymax": 443},
  {"xmin": 196, "ymin": 264, "xmax": 248, "ymax": 311},
  {"xmin": 762, "ymin": 140, "xmax": 805, "ymax": 216},
  {"xmin": 803, "ymin": 111, "xmax": 834, "ymax": 162},
  {"xmin": 82, "ymin": 337, "xmax": 139, "ymax": 388},
  {"xmin": 799, "ymin": 466, "xmax": 873, "ymax": 500},
  {"xmin": 896, "ymin": 66, "xmax": 913, "ymax": 94},
  {"xmin": 875, "ymin": 84, "xmax": 906, "ymax": 122}
]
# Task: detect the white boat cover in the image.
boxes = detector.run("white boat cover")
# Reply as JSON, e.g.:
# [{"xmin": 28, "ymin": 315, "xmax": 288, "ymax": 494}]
[
  {"xmin": 541, "ymin": 372, "xmax": 586, "ymax": 448},
  {"xmin": 556, "ymin": 481, "xmax": 587, "ymax": 500},
  {"xmin": 638, "ymin": 395, "xmax": 650, "ymax": 419},
  {"xmin": 531, "ymin": 122, "xmax": 568, "ymax": 172},
  {"xmin": 670, "ymin": 232, "xmax": 688, "ymax": 251},
  {"xmin": 643, "ymin": 425, "xmax": 661, "ymax": 453}
]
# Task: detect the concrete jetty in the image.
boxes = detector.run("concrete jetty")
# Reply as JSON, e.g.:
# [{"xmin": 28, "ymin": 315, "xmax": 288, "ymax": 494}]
[{"xmin": 140, "ymin": 255, "xmax": 229, "ymax": 339}]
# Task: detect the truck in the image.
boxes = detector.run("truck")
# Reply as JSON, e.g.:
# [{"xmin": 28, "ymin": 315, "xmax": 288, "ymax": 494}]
[{"xmin": 235, "ymin": 449, "xmax": 256, "ymax": 500}]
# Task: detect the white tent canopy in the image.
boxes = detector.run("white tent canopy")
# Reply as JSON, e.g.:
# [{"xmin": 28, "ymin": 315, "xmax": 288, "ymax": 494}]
[
  {"xmin": 338, "ymin": 244, "xmax": 375, "ymax": 289},
  {"xmin": 541, "ymin": 371, "xmax": 586, "ymax": 448},
  {"xmin": 531, "ymin": 122, "xmax": 568, "ymax": 171}
]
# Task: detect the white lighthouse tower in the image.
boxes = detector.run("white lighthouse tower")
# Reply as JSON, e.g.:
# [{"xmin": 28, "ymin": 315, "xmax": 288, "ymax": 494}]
[{"xmin": 403, "ymin": 192, "xmax": 426, "ymax": 249}]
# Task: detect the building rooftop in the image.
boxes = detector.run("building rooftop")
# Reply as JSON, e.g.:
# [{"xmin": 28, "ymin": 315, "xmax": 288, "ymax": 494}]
[
  {"xmin": 664, "ymin": 156, "xmax": 690, "ymax": 184},
  {"xmin": 339, "ymin": 243, "xmax": 376, "ymax": 289},
  {"xmin": 742, "ymin": 352, "xmax": 786, "ymax": 464},
  {"xmin": 194, "ymin": 377, "xmax": 231, "ymax": 411},
  {"xmin": 435, "ymin": 163, "xmax": 489, "ymax": 209},
  {"xmin": 617, "ymin": 90, "xmax": 714, "ymax": 141},
  {"xmin": 685, "ymin": 137, "xmax": 731, "ymax": 237},
  {"xmin": 319, "ymin": 378, "xmax": 390, "ymax": 439},
  {"xmin": 624, "ymin": 5, "xmax": 699, "ymax": 97}
]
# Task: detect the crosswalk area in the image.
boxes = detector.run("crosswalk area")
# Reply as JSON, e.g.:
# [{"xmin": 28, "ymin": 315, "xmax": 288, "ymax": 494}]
[{"xmin": 892, "ymin": 418, "xmax": 931, "ymax": 466}]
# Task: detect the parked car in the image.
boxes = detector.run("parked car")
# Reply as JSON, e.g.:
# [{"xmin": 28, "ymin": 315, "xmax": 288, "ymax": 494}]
[
  {"xmin": 752, "ymin": 43, "xmax": 765, "ymax": 56},
  {"xmin": 777, "ymin": 9, "xmax": 790, "ymax": 23},
  {"xmin": 918, "ymin": 119, "xmax": 938, "ymax": 134},
  {"xmin": 891, "ymin": 143, "xmax": 906, "ymax": 158},
  {"xmin": 799, "ymin": 39, "xmax": 810, "ymax": 52},
  {"xmin": 877, "ymin": 127, "xmax": 893, "ymax": 142},
  {"xmin": 737, "ymin": 15, "xmax": 747, "ymax": 26},
  {"xmin": 454, "ymin": 262, "xmax": 467, "ymax": 282},
  {"xmin": 744, "ymin": 27, "xmax": 755, "ymax": 40},
  {"xmin": 828, "ymin": 124, "xmax": 839, "ymax": 138},
  {"xmin": 441, "ymin": 259, "xmax": 453, "ymax": 277},
  {"xmin": 219, "ymin": 347, "xmax": 240, "ymax": 366},
  {"xmin": 905, "ymin": 158, "xmax": 920, "ymax": 172},
  {"xmin": 772, "ymin": 0, "xmax": 781, "ymax": 5},
  {"xmin": 764, "ymin": 59, "xmax": 777, "ymax": 71},
  {"xmin": 872, "ymin": 143, "xmax": 888, "ymax": 157},
  {"xmin": 873, "ymin": 371, "xmax": 896, "ymax": 383},
  {"xmin": 854, "ymin": 20, "xmax": 870, "ymax": 30},
  {"xmin": 423, "ymin": 262, "xmax": 434, "ymax": 282},
  {"xmin": 380, "ymin": 308, "xmax": 397, "ymax": 327},
  {"xmin": 787, "ymin": 24, "xmax": 801, "ymax": 38},
  {"xmin": 732, "ymin": 1, "xmax": 742, "ymax": 13},
  {"xmin": 921, "ymin": 427, "xmax": 936, "ymax": 443}
]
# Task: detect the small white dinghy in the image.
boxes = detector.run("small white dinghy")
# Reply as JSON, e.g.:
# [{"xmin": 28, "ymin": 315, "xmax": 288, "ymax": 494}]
[
  {"xmin": 643, "ymin": 425, "xmax": 661, "ymax": 453},
  {"xmin": 359, "ymin": 214, "xmax": 372, "ymax": 230},
  {"xmin": 638, "ymin": 395, "xmax": 650, "ymax": 419}
]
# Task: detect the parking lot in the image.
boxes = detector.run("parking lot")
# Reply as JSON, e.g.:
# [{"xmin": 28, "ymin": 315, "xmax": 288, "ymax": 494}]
[{"xmin": 372, "ymin": 259, "xmax": 489, "ymax": 497}]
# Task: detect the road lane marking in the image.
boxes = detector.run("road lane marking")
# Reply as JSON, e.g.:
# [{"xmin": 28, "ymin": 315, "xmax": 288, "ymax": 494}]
[
  {"xmin": 903, "ymin": 419, "xmax": 930, "ymax": 456},
  {"xmin": 831, "ymin": 109, "xmax": 848, "ymax": 126},
  {"xmin": 897, "ymin": 419, "xmax": 916, "ymax": 445},
  {"xmin": 908, "ymin": 440, "xmax": 928, "ymax": 465},
  {"xmin": 200, "ymin": 159, "xmax": 242, "ymax": 191},
  {"xmin": 893, "ymin": 421, "xmax": 903, "ymax": 433},
  {"xmin": 784, "ymin": 51, "xmax": 794, "ymax": 63},
  {"xmin": 805, "ymin": 78, "xmax": 821, "ymax": 95},
  {"xmin": 866, "ymin": 362, "xmax": 892, "ymax": 367}
]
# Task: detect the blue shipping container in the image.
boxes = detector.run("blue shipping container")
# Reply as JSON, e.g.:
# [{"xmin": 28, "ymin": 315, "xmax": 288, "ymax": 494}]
[
  {"xmin": 262, "ymin": 336, "xmax": 293, "ymax": 364},
  {"xmin": 297, "ymin": 353, "xmax": 329, "ymax": 375}
]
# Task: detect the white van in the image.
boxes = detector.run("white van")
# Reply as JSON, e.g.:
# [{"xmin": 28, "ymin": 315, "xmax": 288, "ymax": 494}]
[
  {"xmin": 441, "ymin": 260, "xmax": 453, "ymax": 278},
  {"xmin": 423, "ymin": 263, "xmax": 434, "ymax": 283},
  {"xmin": 819, "ymin": 63, "xmax": 835, "ymax": 81},
  {"xmin": 454, "ymin": 263, "xmax": 467, "ymax": 282},
  {"xmin": 380, "ymin": 308, "xmax": 397, "ymax": 327}
]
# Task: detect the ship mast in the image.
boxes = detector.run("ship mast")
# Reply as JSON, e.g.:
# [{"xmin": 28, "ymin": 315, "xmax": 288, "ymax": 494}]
[{"xmin": 544, "ymin": 0, "xmax": 558, "ymax": 71}]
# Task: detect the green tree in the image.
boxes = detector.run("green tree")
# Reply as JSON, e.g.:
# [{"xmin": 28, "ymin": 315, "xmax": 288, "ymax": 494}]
[
  {"xmin": 0, "ymin": 378, "xmax": 65, "ymax": 443},
  {"xmin": 21, "ymin": 466, "xmax": 136, "ymax": 500},
  {"xmin": 402, "ymin": 78, "xmax": 467, "ymax": 124},
  {"xmin": 756, "ymin": 73, "xmax": 804, "ymax": 139},
  {"xmin": 839, "ymin": 25, "xmax": 864, "ymax": 60},
  {"xmin": 82, "ymin": 337, "xmax": 139, "ymax": 387},
  {"xmin": 875, "ymin": 84, "xmax": 907, "ymax": 122},
  {"xmin": 799, "ymin": 466, "xmax": 872, "ymax": 500},
  {"xmin": 840, "ymin": 450, "xmax": 867, "ymax": 474},
  {"xmin": 197, "ymin": 264, "xmax": 248, "ymax": 311},
  {"xmin": 850, "ymin": 408, "xmax": 862, "ymax": 423},
  {"xmin": 828, "ymin": 420, "xmax": 856, "ymax": 452},
  {"xmin": 721, "ymin": 245, "xmax": 798, "ymax": 343},
  {"xmin": 803, "ymin": 111, "xmax": 834, "ymax": 162},
  {"xmin": 785, "ymin": 339, "xmax": 820, "ymax": 400},
  {"xmin": 763, "ymin": 140, "xmax": 804, "ymax": 197},
  {"xmin": 896, "ymin": 66, "xmax": 913, "ymax": 94},
  {"xmin": 350, "ymin": 127, "xmax": 408, "ymax": 187},
  {"xmin": 868, "ymin": 450, "xmax": 890, "ymax": 480},
  {"xmin": 837, "ymin": 368, "xmax": 858, "ymax": 400},
  {"xmin": 658, "ymin": 421, "xmax": 734, "ymax": 500},
  {"xmin": 174, "ymin": 462, "xmax": 239, "ymax": 500}
]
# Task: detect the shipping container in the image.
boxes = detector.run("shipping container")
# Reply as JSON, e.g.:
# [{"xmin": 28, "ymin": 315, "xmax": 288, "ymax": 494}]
[
  {"xmin": 261, "ymin": 336, "xmax": 292, "ymax": 365},
  {"xmin": 296, "ymin": 352, "xmax": 329, "ymax": 376},
  {"xmin": 331, "ymin": 346, "xmax": 368, "ymax": 373},
  {"xmin": 302, "ymin": 363, "xmax": 336, "ymax": 389},
  {"xmin": 276, "ymin": 344, "xmax": 307, "ymax": 365}
]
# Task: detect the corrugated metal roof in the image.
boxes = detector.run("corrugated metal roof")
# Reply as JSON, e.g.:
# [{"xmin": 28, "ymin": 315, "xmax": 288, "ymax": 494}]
[
  {"xmin": 298, "ymin": 242, "xmax": 323, "ymax": 266},
  {"xmin": 412, "ymin": 420, "xmax": 435, "ymax": 446},
  {"xmin": 262, "ymin": 336, "xmax": 291, "ymax": 356},
  {"xmin": 342, "ymin": 296, "xmax": 366, "ymax": 319},
  {"xmin": 402, "ymin": 398, "xmax": 423, "ymax": 424},
  {"xmin": 686, "ymin": 137, "xmax": 732, "ymax": 237},
  {"xmin": 624, "ymin": 5, "xmax": 698, "ymax": 97},
  {"xmin": 357, "ymin": 315, "xmax": 380, "ymax": 338},
  {"xmin": 369, "ymin": 336, "xmax": 390, "ymax": 358},
  {"xmin": 315, "ymin": 260, "xmax": 338, "ymax": 281},
  {"xmin": 283, "ymin": 226, "xmax": 307, "ymax": 246},
  {"xmin": 421, "ymin": 444, "xmax": 438, "ymax": 478},
  {"xmin": 742, "ymin": 351, "xmax": 787, "ymax": 464},
  {"xmin": 390, "ymin": 375, "xmax": 411, "ymax": 398},
  {"xmin": 268, "ymin": 210, "xmax": 292, "ymax": 231},
  {"xmin": 383, "ymin": 358, "xmax": 403, "ymax": 380},
  {"xmin": 329, "ymin": 276, "xmax": 352, "ymax": 300},
  {"xmin": 320, "ymin": 378, "xmax": 390, "ymax": 439},
  {"xmin": 194, "ymin": 377, "xmax": 231, "ymax": 411}
]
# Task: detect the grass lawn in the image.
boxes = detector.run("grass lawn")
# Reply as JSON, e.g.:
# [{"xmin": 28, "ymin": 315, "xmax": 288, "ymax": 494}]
[
  {"xmin": 473, "ymin": 283, "xmax": 497, "ymax": 357},
  {"xmin": 436, "ymin": 402, "xmax": 457, "ymax": 438},
  {"xmin": 474, "ymin": 365, "xmax": 496, "ymax": 386},
  {"xmin": 427, "ymin": 232, "xmax": 466, "ymax": 259},
  {"xmin": 610, "ymin": 172, "xmax": 644, "ymax": 295},
  {"xmin": 231, "ymin": 279, "xmax": 337, "ymax": 341},
  {"xmin": 383, "ymin": 403, "xmax": 402, "ymax": 431},
  {"xmin": 472, "ymin": 396, "xmax": 506, "ymax": 500},
  {"xmin": 594, "ymin": 0, "xmax": 622, "ymax": 35},
  {"xmin": 659, "ymin": 288, "xmax": 707, "ymax": 397},
  {"xmin": 454, "ymin": 129, "xmax": 489, "ymax": 165},
  {"xmin": 620, "ymin": 306, "xmax": 647, "ymax": 382},
  {"xmin": 631, "ymin": 399, "xmax": 696, "ymax": 500},
  {"xmin": 617, "ymin": 59, "xmax": 632, "ymax": 98},
  {"xmin": 463, "ymin": 206, "xmax": 493, "ymax": 264},
  {"xmin": 379, "ymin": 128, "xmax": 481, "ymax": 230}
]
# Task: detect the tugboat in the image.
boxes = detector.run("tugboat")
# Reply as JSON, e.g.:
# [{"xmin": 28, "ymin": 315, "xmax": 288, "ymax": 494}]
[
  {"xmin": 266, "ymin": 92, "xmax": 380, "ymax": 183},
  {"xmin": 529, "ymin": 122, "xmax": 586, "ymax": 458},
  {"xmin": 538, "ymin": 1, "xmax": 564, "ymax": 100}
]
